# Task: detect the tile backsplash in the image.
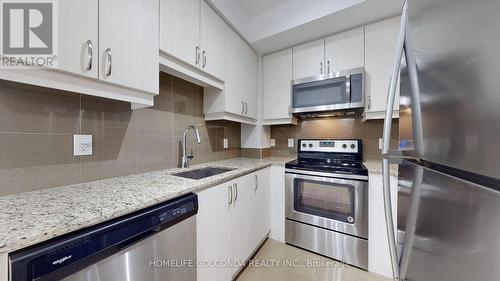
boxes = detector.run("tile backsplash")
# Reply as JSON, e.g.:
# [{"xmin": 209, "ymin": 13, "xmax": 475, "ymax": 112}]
[
  {"xmin": 0, "ymin": 73, "xmax": 241, "ymax": 196},
  {"xmin": 270, "ymin": 117, "xmax": 399, "ymax": 160}
]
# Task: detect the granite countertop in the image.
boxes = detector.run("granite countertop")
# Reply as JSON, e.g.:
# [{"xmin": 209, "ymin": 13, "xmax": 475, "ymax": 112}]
[
  {"xmin": 0, "ymin": 157, "xmax": 293, "ymax": 254},
  {"xmin": 363, "ymin": 160, "xmax": 399, "ymax": 177}
]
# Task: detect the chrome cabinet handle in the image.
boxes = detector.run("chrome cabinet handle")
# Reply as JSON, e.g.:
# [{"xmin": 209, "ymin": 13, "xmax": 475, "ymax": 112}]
[
  {"xmin": 233, "ymin": 183, "xmax": 238, "ymax": 202},
  {"xmin": 228, "ymin": 185, "xmax": 233, "ymax": 205},
  {"xmin": 367, "ymin": 95, "xmax": 372, "ymax": 109},
  {"xmin": 195, "ymin": 46, "xmax": 200, "ymax": 65},
  {"xmin": 241, "ymin": 101, "xmax": 245, "ymax": 114},
  {"xmin": 320, "ymin": 62, "xmax": 323, "ymax": 74},
  {"xmin": 254, "ymin": 174, "xmax": 259, "ymax": 190},
  {"xmin": 288, "ymin": 105, "xmax": 292, "ymax": 117},
  {"xmin": 202, "ymin": 50, "xmax": 207, "ymax": 68},
  {"xmin": 85, "ymin": 40, "xmax": 93, "ymax": 71},
  {"xmin": 327, "ymin": 60, "xmax": 331, "ymax": 74},
  {"xmin": 244, "ymin": 102, "xmax": 248, "ymax": 115},
  {"xmin": 105, "ymin": 48, "xmax": 112, "ymax": 77}
]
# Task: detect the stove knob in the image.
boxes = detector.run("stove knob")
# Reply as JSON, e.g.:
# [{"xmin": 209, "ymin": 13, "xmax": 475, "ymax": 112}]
[
  {"xmin": 302, "ymin": 143, "xmax": 306, "ymax": 148},
  {"xmin": 308, "ymin": 144, "xmax": 313, "ymax": 148},
  {"xmin": 350, "ymin": 144, "xmax": 356, "ymax": 149},
  {"xmin": 342, "ymin": 144, "xmax": 347, "ymax": 149}
]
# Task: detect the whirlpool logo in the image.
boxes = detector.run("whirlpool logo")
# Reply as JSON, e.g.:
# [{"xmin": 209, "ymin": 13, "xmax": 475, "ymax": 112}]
[
  {"xmin": 0, "ymin": 0, "xmax": 58, "ymax": 68},
  {"xmin": 52, "ymin": 254, "xmax": 72, "ymax": 265}
]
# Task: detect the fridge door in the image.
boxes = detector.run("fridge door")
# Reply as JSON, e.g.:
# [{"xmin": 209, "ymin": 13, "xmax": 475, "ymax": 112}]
[
  {"xmin": 397, "ymin": 160, "xmax": 500, "ymax": 281},
  {"xmin": 402, "ymin": 0, "xmax": 500, "ymax": 179}
]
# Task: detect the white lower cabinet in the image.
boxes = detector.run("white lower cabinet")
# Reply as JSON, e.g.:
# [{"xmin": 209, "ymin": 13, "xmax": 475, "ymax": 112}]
[
  {"xmin": 196, "ymin": 168, "xmax": 270, "ymax": 281},
  {"xmin": 196, "ymin": 181, "xmax": 232, "ymax": 281},
  {"xmin": 368, "ymin": 170, "xmax": 398, "ymax": 278}
]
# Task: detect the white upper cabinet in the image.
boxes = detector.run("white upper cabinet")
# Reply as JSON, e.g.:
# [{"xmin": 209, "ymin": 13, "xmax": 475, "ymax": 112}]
[
  {"xmin": 242, "ymin": 43, "xmax": 258, "ymax": 119},
  {"xmin": 58, "ymin": 0, "xmax": 98, "ymax": 79},
  {"xmin": 160, "ymin": 0, "xmax": 200, "ymax": 67},
  {"xmin": 262, "ymin": 48, "xmax": 295, "ymax": 125},
  {"xmin": 204, "ymin": 28, "xmax": 258, "ymax": 124},
  {"xmin": 292, "ymin": 39, "xmax": 325, "ymax": 79},
  {"xmin": 159, "ymin": 0, "xmax": 226, "ymax": 85},
  {"xmin": 200, "ymin": 1, "xmax": 226, "ymax": 80},
  {"xmin": 0, "ymin": 0, "xmax": 159, "ymax": 108},
  {"xmin": 223, "ymin": 29, "xmax": 244, "ymax": 116},
  {"xmin": 324, "ymin": 27, "xmax": 365, "ymax": 73},
  {"xmin": 364, "ymin": 16, "xmax": 401, "ymax": 119},
  {"xmin": 99, "ymin": 0, "xmax": 159, "ymax": 94}
]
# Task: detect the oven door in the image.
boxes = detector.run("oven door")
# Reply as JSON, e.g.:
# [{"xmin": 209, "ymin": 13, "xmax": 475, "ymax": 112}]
[{"xmin": 285, "ymin": 172, "xmax": 368, "ymax": 238}]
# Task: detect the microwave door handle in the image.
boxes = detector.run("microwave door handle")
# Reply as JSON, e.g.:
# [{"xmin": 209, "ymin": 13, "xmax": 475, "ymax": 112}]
[
  {"xmin": 346, "ymin": 74, "xmax": 351, "ymax": 103},
  {"xmin": 382, "ymin": 2, "xmax": 408, "ymax": 280}
]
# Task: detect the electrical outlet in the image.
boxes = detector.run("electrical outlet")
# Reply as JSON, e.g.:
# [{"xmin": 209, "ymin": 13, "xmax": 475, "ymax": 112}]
[
  {"xmin": 74, "ymin": 135, "xmax": 93, "ymax": 156},
  {"xmin": 223, "ymin": 139, "xmax": 228, "ymax": 149},
  {"xmin": 270, "ymin": 139, "xmax": 276, "ymax": 147},
  {"xmin": 379, "ymin": 138, "xmax": 383, "ymax": 150},
  {"xmin": 288, "ymin": 138, "xmax": 294, "ymax": 148}
]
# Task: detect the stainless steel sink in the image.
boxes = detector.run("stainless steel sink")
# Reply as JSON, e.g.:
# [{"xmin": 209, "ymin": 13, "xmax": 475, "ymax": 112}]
[{"xmin": 172, "ymin": 167, "xmax": 235, "ymax": 180}]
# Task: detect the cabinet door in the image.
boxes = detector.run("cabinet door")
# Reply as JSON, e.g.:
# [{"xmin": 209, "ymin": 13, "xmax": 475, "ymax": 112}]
[
  {"xmin": 242, "ymin": 44, "xmax": 258, "ymax": 119},
  {"xmin": 325, "ymin": 27, "xmax": 365, "ymax": 73},
  {"xmin": 258, "ymin": 168, "xmax": 271, "ymax": 240},
  {"xmin": 160, "ymin": 0, "xmax": 200, "ymax": 67},
  {"xmin": 292, "ymin": 39, "xmax": 325, "ymax": 79},
  {"xmin": 229, "ymin": 177, "xmax": 247, "ymax": 277},
  {"xmin": 197, "ymin": 183, "xmax": 232, "ymax": 281},
  {"xmin": 365, "ymin": 17, "xmax": 400, "ymax": 114},
  {"xmin": 224, "ymin": 29, "xmax": 246, "ymax": 116},
  {"xmin": 99, "ymin": 0, "xmax": 159, "ymax": 94},
  {"xmin": 200, "ymin": 1, "xmax": 226, "ymax": 80},
  {"xmin": 263, "ymin": 49, "xmax": 293, "ymax": 121},
  {"xmin": 238, "ymin": 173, "xmax": 257, "ymax": 260},
  {"xmin": 58, "ymin": 0, "xmax": 98, "ymax": 79}
]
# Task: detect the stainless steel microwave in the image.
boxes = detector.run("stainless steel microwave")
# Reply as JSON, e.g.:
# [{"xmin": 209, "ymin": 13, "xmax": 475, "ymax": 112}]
[{"xmin": 291, "ymin": 67, "xmax": 364, "ymax": 116}]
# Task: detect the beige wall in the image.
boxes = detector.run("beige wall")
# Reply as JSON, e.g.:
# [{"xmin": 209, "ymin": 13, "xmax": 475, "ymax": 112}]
[
  {"xmin": 270, "ymin": 117, "xmax": 399, "ymax": 160},
  {"xmin": 0, "ymin": 73, "xmax": 241, "ymax": 196}
]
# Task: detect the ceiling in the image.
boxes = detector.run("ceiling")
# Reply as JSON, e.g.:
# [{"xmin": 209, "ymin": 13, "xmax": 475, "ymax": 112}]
[
  {"xmin": 208, "ymin": 0, "xmax": 403, "ymax": 55},
  {"xmin": 235, "ymin": 0, "xmax": 288, "ymax": 17}
]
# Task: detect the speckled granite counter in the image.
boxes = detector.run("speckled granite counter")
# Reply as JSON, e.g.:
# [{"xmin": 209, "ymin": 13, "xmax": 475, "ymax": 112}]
[
  {"xmin": 0, "ymin": 157, "xmax": 293, "ymax": 254},
  {"xmin": 364, "ymin": 160, "xmax": 399, "ymax": 177}
]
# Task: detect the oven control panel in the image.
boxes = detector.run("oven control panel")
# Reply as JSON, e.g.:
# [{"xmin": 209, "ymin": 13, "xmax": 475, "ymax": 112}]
[{"xmin": 299, "ymin": 139, "xmax": 360, "ymax": 153}]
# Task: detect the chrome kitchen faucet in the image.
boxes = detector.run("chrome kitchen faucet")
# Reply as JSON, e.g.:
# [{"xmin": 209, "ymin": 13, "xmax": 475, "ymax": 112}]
[{"xmin": 181, "ymin": 125, "xmax": 201, "ymax": 168}]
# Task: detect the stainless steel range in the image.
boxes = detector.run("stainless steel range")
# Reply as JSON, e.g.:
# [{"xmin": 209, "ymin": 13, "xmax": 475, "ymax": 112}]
[{"xmin": 285, "ymin": 139, "xmax": 368, "ymax": 269}]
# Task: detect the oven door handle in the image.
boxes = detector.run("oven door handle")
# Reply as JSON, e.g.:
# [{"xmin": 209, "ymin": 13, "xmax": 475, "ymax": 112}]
[{"xmin": 287, "ymin": 172, "xmax": 360, "ymax": 185}]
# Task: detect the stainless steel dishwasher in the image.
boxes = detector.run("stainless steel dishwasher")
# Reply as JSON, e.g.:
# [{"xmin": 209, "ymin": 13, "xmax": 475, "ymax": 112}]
[{"xmin": 9, "ymin": 193, "xmax": 198, "ymax": 281}]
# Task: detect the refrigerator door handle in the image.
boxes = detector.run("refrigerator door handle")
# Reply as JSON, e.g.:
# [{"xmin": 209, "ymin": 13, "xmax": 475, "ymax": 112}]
[
  {"xmin": 382, "ymin": 2, "xmax": 408, "ymax": 280},
  {"xmin": 399, "ymin": 164, "xmax": 425, "ymax": 280}
]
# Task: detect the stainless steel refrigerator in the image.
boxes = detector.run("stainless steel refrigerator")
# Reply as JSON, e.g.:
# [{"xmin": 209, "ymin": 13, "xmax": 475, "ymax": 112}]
[{"xmin": 381, "ymin": 0, "xmax": 500, "ymax": 280}]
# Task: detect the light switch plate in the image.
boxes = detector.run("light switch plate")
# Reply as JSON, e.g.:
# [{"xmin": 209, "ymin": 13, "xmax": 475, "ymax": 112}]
[
  {"xmin": 74, "ymin": 135, "xmax": 93, "ymax": 156},
  {"xmin": 270, "ymin": 139, "xmax": 276, "ymax": 147},
  {"xmin": 288, "ymin": 138, "xmax": 294, "ymax": 148},
  {"xmin": 223, "ymin": 139, "xmax": 228, "ymax": 149},
  {"xmin": 379, "ymin": 138, "xmax": 383, "ymax": 150}
]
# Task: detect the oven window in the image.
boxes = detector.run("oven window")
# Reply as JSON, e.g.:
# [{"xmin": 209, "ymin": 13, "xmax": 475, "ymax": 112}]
[{"xmin": 294, "ymin": 179, "xmax": 355, "ymax": 223}]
